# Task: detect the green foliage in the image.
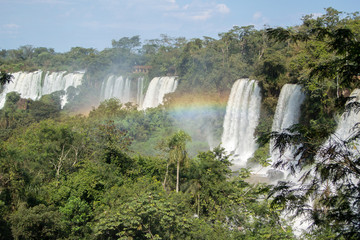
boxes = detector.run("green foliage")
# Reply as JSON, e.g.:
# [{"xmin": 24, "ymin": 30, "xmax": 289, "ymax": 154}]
[
  {"xmin": 112, "ymin": 36, "xmax": 141, "ymax": 51},
  {"xmin": 88, "ymin": 98, "xmax": 137, "ymax": 120},
  {"xmin": 10, "ymin": 204, "xmax": 66, "ymax": 240},
  {"xmin": 0, "ymin": 103, "xmax": 296, "ymax": 240},
  {"xmin": 160, "ymin": 130, "xmax": 192, "ymax": 192},
  {"xmin": 88, "ymin": 99, "xmax": 175, "ymax": 156},
  {"xmin": 175, "ymin": 26, "xmax": 268, "ymax": 93},
  {"xmin": 248, "ymin": 143, "xmax": 271, "ymax": 167},
  {"xmin": 95, "ymin": 120, "xmax": 134, "ymax": 175},
  {"xmin": 93, "ymin": 178, "xmax": 191, "ymax": 240},
  {"xmin": 0, "ymin": 71, "xmax": 13, "ymax": 85},
  {"xmin": 60, "ymin": 196, "xmax": 92, "ymax": 238},
  {"xmin": 28, "ymin": 93, "xmax": 62, "ymax": 121}
]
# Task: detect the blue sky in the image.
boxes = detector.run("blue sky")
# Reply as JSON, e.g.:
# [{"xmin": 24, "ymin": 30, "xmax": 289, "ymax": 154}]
[{"xmin": 1, "ymin": 0, "xmax": 359, "ymax": 52}]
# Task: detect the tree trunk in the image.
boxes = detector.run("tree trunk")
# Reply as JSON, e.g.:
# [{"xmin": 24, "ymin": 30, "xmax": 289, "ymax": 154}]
[
  {"xmin": 176, "ymin": 158, "xmax": 180, "ymax": 193},
  {"xmin": 163, "ymin": 162, "xmax": 169, "ymax": 191},
  {"xmin": 197, "ymin": 194, "xmax": 200, "ymax": 216}
]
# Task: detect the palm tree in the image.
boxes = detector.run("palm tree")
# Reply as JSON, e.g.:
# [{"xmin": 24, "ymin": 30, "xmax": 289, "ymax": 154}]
[
  {"xmin": 0, "ymin": 71, "xmax": 13, "ymax": 85},
  {"xmin": 163, "ymin": 130, "xmax": 191, "ymax": 192}
]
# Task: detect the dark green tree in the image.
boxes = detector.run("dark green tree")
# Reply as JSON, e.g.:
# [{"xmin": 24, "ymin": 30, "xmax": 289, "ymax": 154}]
[
  {"xmin": 0, "ymin": 71, "xmax": 13, "ymax": 85},
  {"xmin": 10, "ymin": 204, "xmax": 66, "ymax": 240}
]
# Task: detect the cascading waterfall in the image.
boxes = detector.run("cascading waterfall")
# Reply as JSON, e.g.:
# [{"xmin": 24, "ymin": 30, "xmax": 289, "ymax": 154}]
[
  {"xmin": 319, "ymin": 89, "xmax": 360, "ymax": 161},
  {"xmin": 42, "ymin": 71, "xmax": 83, "ymax": 107},
  {"xmin": 270, "ymin": 84, "xmax": 305, "ymax": 164},
  {"xmin": 141, "ymin": 76, "xmax": 178, "ymax": 110},
  {"xmin": 100, "ymin": 75, "xmax": 131, "ymax": 103},
  {"xmin": 290, "ymin": 90, "xmax": 360, "ymax": 237},
  {"xmin": 221, "ymin": 79, "xmax": 262, "ymax": 166},
  {"xmin": 0, "ymin": 70, "xmax": 83, "ymax": 109},
  {"xmin": 137, "ymin": 77, "xmax": 144, "ymax": 108},
  {"xmin": 100, "ymin": 75, "xmax": 145, "ymax": 106},
  {"xmin": 332, "ymin": 89, "xmax": 360, "ymax": 145},
  {"xmin": 1, "ymin": 71, "xmax": 43, "ymax": 103},
  {"xmin": 266, "ymin": 85, "xmax": 307, "ymax": 236}
]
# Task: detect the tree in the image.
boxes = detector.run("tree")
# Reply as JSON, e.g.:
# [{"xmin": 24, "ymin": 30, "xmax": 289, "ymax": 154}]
[
  {"xmin": 28, "ymin": 93, "xmax": 62, "ymax": 121},
  {"xmin": 93, "ymin": 177, "xmax": 193, "ymax": 239},
  {"xmin": 161, "ymin": 130, "xmax": 191, "ymax": 192},
  {"xmin": 18, "ymin": 45, "xmax": 35, "ymax": 60},
  {"xmin": 10, "ymin": 204, "xmax": 66, "ymax": 240},
  {"xmin": 0, "ymin": 71, "xmax": 13, "ymax": 85},
  {"xmin": 94, "ymin": 120, "xmax": 134, "ymax": 176},
  {"xmin": 185, "ymin": 146, "xmax": 232, "ymax": 216},
  {"xmin": 112, "ymin": 36, "xmax": 141, "ymax": 52},
  {"xmin": 267, "ymin": 8, "xmax": 360, "ymax": 90},
  {"xmin": 59, "ymin": 196, "xmax": 92, "ymax": 238}
]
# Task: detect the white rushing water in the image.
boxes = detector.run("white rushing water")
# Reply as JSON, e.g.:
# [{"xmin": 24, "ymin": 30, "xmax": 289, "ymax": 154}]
[
  {"xmin": 319, "ymin": 89, "xmax": 360, "ymax": 162},
  {"xmin": 221, "ymin": 79, "xmax": 262, "ymax": 166},
  {"xmin": 100, "ymin": 75, "xmax": 131, "ymax": 103},
  {"xmin": 141, "ymin": 76, "xmax": 178, "ymax": 110},
  {"xmin": 270, "ymin": 84, "xmax": 305, "ymax": 164},
  {"xmin": 333, "ymin": 89, "xmax": 360, "ymax": 144},
  {"xmin": 100, "ymin": 75, "xmax": 144, "ymax": 106},
  {"xmin": 290, "ymin": 89, "xmax": 360, "ymax": 237},
  {"xmin": 137, "ymin": 77, "xmax": 144, "ymax": 108},
  {"xmin": 0, "ymin": 70, "xmax": 83, "ymax": 109}
]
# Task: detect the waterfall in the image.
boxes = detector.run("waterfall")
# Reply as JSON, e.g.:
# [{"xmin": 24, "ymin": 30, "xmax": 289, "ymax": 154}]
[
  {"xmin": 294, "ymin": 89, "xmax": 360, "ymax": 237},
  {"xmin": 327, "ymin": 89, "xmax": 360, "ymax": 152},
  {"xmin": 221, "ymin": 79, "xmax": 262, "ymax": 166},
  {"xmin": 1, "ymin": 71, "xmax": 43, "ymax": 105},
  {"xmin": 137, "ymin": 77, "xmax": 144, "ymax": 108},
  {"xmin": 42, "ymin": 71, "xmax": 82, "ymax": 95},
  {"xmin": 270, "ymin": 84, "xmax": 305, "ymax": 162},
  {"xmin": 0, "ymin": 70, "xmax": 83, "ymax": 109},
  {"xmin": 100, "ymin": 75, "xmax": 131, "ymax": 103},
  {"xmin": 100, "ymin": 75, "xmax": 145, "ymax": 106},
  {"xmin": 335, "ymin": 89, "xmax": 360, "ymax": 140},
  {"xmin": 141, "ymin": 76, "xmax": 178, "ymax": 110},
  {"xmin": 42, "ymin": 71, "xmax": 83, "ymax": 108}
]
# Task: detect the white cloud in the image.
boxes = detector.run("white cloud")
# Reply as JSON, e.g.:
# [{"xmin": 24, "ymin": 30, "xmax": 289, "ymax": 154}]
[
  {"xmin": 97, "ymin": 0, "xmax": 229, "ymax": 22},
  {"xmin": 79, "ymin": 0, "xmax": 230, "ymax": 35},
  {"xmin": 0, "ymin": 23, "xmax": 20, "ymax": 37},
  {"xmin": 251, "ymin": 11, "xmax": 269, "ymax": 27},
  {"xmin": 128, "ymin": 0, "xmax": 179, "ymax": 11},
  {"xmin": 253, "ymin": 12, "xmax": 262, "ymax": 20},
  {"xmin": 168, "ymin": 1, "xmax": 230, "ymax": 21},
  {"xmin": 216, "ymin": 4, "xmax": 230, "ymax": 14},
  {"xmin": 11, "ymin": 0, "xmax": 71, "ymax": 4},
  {"xmin": 62, "ymin": 8, "xmax": 75, "ymax": 17},
  {"xmin": 3, "ymin": 23, "xmax": 20, "ymax": 29},
  {"xmin": 190, "ymin": 10, "xmax": 213, "ymax": 21}
]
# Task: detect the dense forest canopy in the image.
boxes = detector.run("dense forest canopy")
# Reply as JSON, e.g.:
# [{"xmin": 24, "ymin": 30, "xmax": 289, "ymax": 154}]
[{"xmin": 0, "ymin": 8, "xmax": 360, "ymax": 239}]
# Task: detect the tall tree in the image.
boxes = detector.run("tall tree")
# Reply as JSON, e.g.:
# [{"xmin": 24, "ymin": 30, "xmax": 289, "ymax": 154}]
[{"xmin": 162, "ymin": 130, "xmax": 191, "ymax": 192}]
